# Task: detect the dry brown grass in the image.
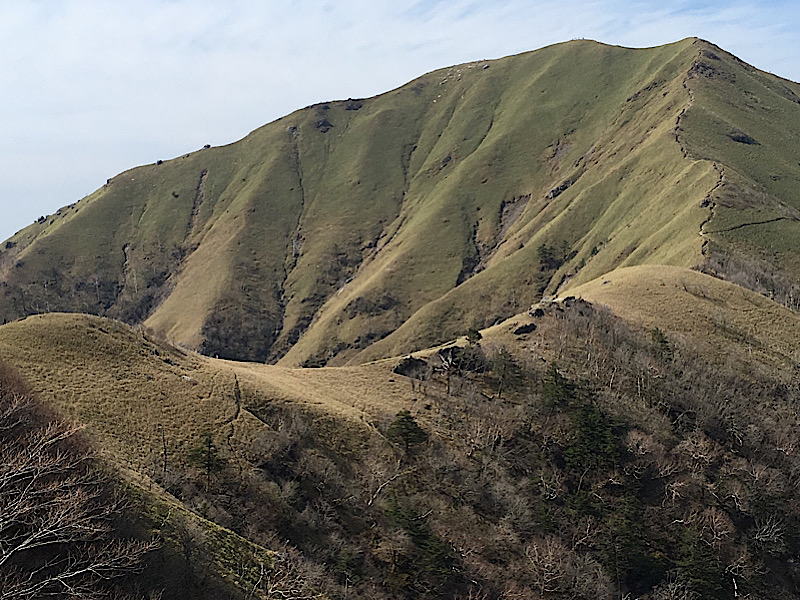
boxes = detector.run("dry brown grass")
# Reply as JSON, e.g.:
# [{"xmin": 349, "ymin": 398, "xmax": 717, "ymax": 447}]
[
  {"xmin": 563, "ymin": 265, "xmax": 800, "ymax": 376},
  {"xmin": 0, "ymin": 314, "xmax": 238, "ymax": 470},
  {"xmin": 0, "ymin": 313, "xmax": 423, "ymax": 475}
]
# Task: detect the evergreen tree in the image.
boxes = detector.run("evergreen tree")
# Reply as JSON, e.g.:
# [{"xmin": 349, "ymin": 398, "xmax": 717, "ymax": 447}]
[
  {"xmin": 386, "ymin": 410, "xmax": 428, "ymax": 451},
  {"xmin": 188, "ymin": 431, "xmax": 226, "ymax": 489}
]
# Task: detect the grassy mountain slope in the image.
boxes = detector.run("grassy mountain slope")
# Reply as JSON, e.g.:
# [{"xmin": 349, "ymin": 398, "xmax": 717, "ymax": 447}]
[
  {"xmin": 677, "ymin": 43, "xmax": 800, "ymax": 301},
  {"xmin": 3, "ymin": 35, "xmax": 800, "ymax": 600},
  {"xmin": 291, "ymin": 39, "xmax": 717, "ymax": 365},
  {"xmin": 0, "ymin": 39, "xmax": 800, "ymax": 600},
  {"xmin": 0, "ymin": 313, "xmax": 407, "ymax": 477},
  {"xmin": 8, "ymin": 37, "xmax": 797, "ymax": 366}
]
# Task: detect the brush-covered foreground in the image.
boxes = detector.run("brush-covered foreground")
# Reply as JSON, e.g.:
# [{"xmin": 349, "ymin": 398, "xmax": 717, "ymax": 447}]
[{"xmin": 2, "ymin": 279, "xmax": 800, "ymax": 598}]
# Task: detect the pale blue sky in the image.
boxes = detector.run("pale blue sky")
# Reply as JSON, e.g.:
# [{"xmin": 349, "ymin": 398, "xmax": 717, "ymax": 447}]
[{"xmin": 2, "ymin": 0, "xmax": 798, "ymax": 242}]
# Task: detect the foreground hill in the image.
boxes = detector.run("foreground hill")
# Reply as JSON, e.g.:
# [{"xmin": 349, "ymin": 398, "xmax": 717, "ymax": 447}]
[
  {"xmin": 563, "ymin": 265, "xmax": 800, "ymax": 376},
  {"xmin": 3, "ymin": 38, "xmax": 800, "ymax": 365},
  {"xmin": 2, "ymin": 285, "xmax": 800, "ymax": 598}
]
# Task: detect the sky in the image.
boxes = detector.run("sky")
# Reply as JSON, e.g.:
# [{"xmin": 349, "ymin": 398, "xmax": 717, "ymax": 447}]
[{"xmin": 2, "ymin": 0, "xmax": 799, "ymax": 242}]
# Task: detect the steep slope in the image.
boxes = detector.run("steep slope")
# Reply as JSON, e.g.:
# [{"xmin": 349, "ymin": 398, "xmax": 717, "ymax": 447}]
[
  {"xmin": 678, "ymin": 43, "xmax": 800, "ymax": 299},
  {"xmin": 3, "ymin": 298, "xmax": 800, "ymax": 598},
  {"xmin": 3, "ymin": 38, "xmax": 800, "ymax": 367},
  {"xmin": 0, "ymin": 39, "xmax": 696, "ymax": 364}
]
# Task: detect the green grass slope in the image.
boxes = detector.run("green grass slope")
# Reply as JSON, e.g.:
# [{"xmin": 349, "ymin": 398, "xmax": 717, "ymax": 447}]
[
  {"xmin": 677, "ymin": 42, "xmax": 800, "ymax": 288},
  {"xmin": 3, "ymin": 38, "xmax": 800, "ymax": 366}
]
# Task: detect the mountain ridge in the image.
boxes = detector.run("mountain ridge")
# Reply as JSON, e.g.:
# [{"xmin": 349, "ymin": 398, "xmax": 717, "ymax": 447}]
[{"xmin": 3, "ymin": 38, "xmax": 800, "ymax": 368}]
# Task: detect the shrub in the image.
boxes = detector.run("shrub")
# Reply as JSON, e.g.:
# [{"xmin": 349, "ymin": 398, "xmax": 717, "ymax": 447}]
[{"xmin": 386, "ymin": 410, "xmax": 428, "ymax": 452}]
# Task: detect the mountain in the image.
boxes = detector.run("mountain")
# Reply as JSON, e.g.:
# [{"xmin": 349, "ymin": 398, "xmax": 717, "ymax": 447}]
[
  {"xmin": 3, "ymin": 38, "xmax": 800, "ymax": 599},
  {"xmin": 4, "ymin": 37, "xmax": 800, "ymax": 366}
]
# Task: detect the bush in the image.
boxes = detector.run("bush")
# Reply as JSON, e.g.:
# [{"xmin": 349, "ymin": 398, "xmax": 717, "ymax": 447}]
[
  {"xmin": 386, "ymin": 410, "xmax": 428, "ymax": 452},
  {"xmin": 542, "ymin": 363, "xmax": 575, "ymax": 407}
]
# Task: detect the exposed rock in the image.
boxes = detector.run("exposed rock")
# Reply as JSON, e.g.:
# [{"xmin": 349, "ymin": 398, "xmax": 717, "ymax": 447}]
[
  {"xmin": 547, "ymin": 170, "xmax": 583, "ymax": 199},
  {"xmin": 689, "ymin": 59, "xmax": 735, "ymax": 82}
]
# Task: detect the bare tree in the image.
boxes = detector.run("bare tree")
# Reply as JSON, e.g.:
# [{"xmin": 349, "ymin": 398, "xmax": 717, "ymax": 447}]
[
  {"xmin": 525, "ymin": 536, "xmax": 572, "ymax": 595},
  {"xmin": 0, "ymin": 367, "xmax": 156, "ymax": 599}
]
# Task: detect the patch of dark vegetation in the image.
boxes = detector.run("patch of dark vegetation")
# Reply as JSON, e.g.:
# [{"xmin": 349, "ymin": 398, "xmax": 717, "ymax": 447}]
[
  {"xmin": 345, "ymin": 293, "xmax": 399, "ymax": 318},
  {"xmin": 111, "ymin": 266, "xmax": 173, "ymax": 324},
  {"xmin": 300, "ymin": 355, "xmax": 327, "ymax": 368},
  {"xmin": 437, "ymin": 344, "xmax": 488, "ymax": 373},
  {"xmin": 268, "ymin": 315, "xmax": 313, "ymax": 361},
  {"xmin": 513, "ymin": 322, "xmax": 537, "ymax": 335},
  {"xmin": 455, "ymin": 252, "xmax": 479, "ymax": 286},
  {"xmin": 201, "ymin": 297, "xmax": 280, "ymax": 363},
  {"xmin": 728, "ymin": 128, "xmax": 759, "ymax": 145},
  {"xmin": 272, "ymin": 244, "xmax": 367, "ymax": 362},
  {"xmin": 537, "ymin": 241, "xmax": 574, "ymax": 273},
  {"xmin": 385, "ymin": 495, "xmax": 465, "ymax": 594},
  {"xmin": 353, "ymin": 328, "xmax": 393, "ymax": 350},
  {"xmin": 698, "ymin": 244, "xmax": 800, "ymax": 311},
  {"xmin": 393, "ymin": 356, "xmax": 431, "ymax": 380},
  {"xmin": 315, "ymin": 118, "xmax": 334, "ymax": 132},
  {"xmin": 0, "ymin": 261, "xmax": 147, "ymax": 322},
  {"xmin": 455, "ymin": 223, "xmax": 483, "ymax": 286}
]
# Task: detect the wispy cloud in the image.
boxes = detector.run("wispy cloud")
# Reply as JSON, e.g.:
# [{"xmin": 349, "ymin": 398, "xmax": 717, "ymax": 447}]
[{"xmin": 1, "ymin": 0, "xmax": 798, "ymax": 241}]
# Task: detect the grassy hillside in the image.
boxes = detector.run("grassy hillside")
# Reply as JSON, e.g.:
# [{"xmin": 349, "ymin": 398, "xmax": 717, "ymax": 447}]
[
  {"xmin": 673, "ymin": 42, "xmax": 800, "ymax": 310},
  {"xmin": 3, "ymin": 297, "xmax": 800, "ymax": 598},
  {"xmin": 8, "ymin": 38, "xmax": 798, "ymax": 365},
  {"xmin": 562, "ymin": 265, "xmax": 800, "ymax": 376}
]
